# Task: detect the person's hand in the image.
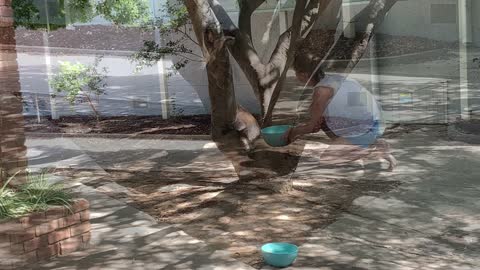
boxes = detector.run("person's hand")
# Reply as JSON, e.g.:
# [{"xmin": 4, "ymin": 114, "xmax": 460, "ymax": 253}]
[{"xmin": 281, "ymin": 127, "xmax": 293, "ymax": 145}]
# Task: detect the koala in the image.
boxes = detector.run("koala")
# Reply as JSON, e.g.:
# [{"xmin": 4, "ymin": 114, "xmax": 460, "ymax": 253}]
[
  {"xmin": 204, "ymin": 29, "xmax": 234, "ymax": 65},
  {"xmin": 234, "ymin": 106, "xmax": 260, "ymax": 152}
]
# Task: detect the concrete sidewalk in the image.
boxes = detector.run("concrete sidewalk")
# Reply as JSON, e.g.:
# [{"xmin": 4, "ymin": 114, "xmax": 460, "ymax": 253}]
[
  {"xmin": 26, "ymin": 137, "xmax": 253, "ymax": 269},
  {"xmin": 25, "ymin": 130, "xmax": 480, "ymax": 269},
  {"xmin": 34, "ymin": 182, "xmax": 254, "ymax": 270},
  {"xmin": 268, "ymin": 129, "xmax": 480, "ymax": 269}
]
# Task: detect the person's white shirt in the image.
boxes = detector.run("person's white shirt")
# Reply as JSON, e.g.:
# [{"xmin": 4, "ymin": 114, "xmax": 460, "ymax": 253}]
[{"xmin": 315, "ymin": 74, "xmax": 384, "ymax": 137}]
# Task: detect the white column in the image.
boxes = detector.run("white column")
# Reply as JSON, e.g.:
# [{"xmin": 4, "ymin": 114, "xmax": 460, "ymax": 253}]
[
  {"xmin": 459, "ymin": 0, "xmax": 472, "ymax": 44},
  {"xmin": 155, "ymin": 29, "xmax": 170, "ymax": 120},
  {"xmin": 369, "ymin": 35, "xmax": 380, "ymax": 97},
  {"xmin": 458, "ymin": 0, "xmax": 472, "ymax": 120},
  {"xmin": 279, "ymin": 10, "xmax": 288, "ymax": 34},
  {"xmin": 43, "ymin": 0, "xmax": 58, "ymax": 119},
  {"xmin": 152, "ymin": 0, "xmax": 170, "ymax": 119},
  {"xmin": 35, "ymin": 93, "xmax": 41, "ymax": 123},
  {"xmin": 64, "ymin": 0, "xmax": 74, "ymax": 30},
  {"xmin": 342, "ymin": 2, "xmax": 356, "ymax": 39}
]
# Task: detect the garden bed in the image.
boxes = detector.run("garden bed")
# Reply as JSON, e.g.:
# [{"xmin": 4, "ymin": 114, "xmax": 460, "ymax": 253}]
[
  {"xmin": 0, "ymin": 172, "xmax": 91, "ymax": 268},
  {"xmin": 297, "ymin": 30, "xmax": 457, "ymax": 60},
  {"xmin": 0, "ymin": 199, "xmax": 91, "ymax": 269},
  {"xmin": 25, "ymin": 115, "xmax": 212, "ymax": 135},
  {"xmin": 15, "ymin": 26, "xmax": 457, "ymax": 58}
]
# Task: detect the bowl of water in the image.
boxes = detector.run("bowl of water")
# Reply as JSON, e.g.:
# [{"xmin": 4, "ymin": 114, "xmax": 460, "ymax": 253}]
[
  {"xmin": 261, "ymin": 125, "xmax": 292, "ymax": 147},
  {"xmin": 261, "ymin": 242, "xmax": 298, "ymax": 268}
]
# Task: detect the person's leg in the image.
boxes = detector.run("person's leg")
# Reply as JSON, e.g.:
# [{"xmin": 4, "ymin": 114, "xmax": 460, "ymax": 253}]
[
  {"xmin": 317, "ymin": 136, "xmax": 372, "ymax": 165},
  {"xmin": 368, "ymin": 139, "xmax": 397, "ymax": 171},
  {"xmin": 318, "ymin": 129, "xmax": 396, "ymax": 171}
]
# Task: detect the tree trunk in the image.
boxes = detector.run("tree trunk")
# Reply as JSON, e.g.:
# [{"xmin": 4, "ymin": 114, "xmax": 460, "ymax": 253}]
[
  {"xmin": 184, "ymin": 0, "xmax": 303, "ymax": 185},
  {"xmin": 181, "ymin": 0, "xmax": 399, "ymax": 188},
  {"xmin": 0, "ymin": 0, "xmax": 27, "ymax": 185}
]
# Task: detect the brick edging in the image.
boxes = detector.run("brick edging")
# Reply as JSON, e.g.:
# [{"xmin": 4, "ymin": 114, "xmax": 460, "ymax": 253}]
[{"xmin": 0, "ymin": 199, "xmax": 91, "ymax": 269}]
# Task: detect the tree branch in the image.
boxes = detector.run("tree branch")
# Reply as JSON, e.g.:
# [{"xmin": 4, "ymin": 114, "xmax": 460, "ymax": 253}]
[
  {"xmin": 182, "ymin": 0, "xmax": 237, "ymax": 131},
  {"xmin": 207, "ymin": 0, "xmax": 266, "ymax": 102},
  {"xmin": 268, "ymin": 0, "xmax": 332, "ymax": 68},
  {"xmin": 321, "ymin": 0, "xmax": 399, "ymax": 74},
  {"xmin": 267, "ymin": 0, "xmax": 307, "ymax": 69},
  {"xmin": 259, "ymin": 0, "xmax": 308, "ymax": 121},
  {"xmin": 238, "ymin": 0, "xmax": 265, "ymax": 41},
  {"xmin": 180, "ymin": 25, "xmax": 199, "ymax": 45},
  {"xmin": 263, "ymin": 0, "xmax": 333, "ymax": 126}
]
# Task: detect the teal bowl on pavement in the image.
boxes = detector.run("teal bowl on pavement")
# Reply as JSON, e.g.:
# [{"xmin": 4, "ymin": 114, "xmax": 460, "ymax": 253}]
[
  {"xmin": 261, "ymin": 242, "xmax": 298, "ymax": 268},
  {"xmin": 261, "ymin": 125, "xmax": 292, "ymax": 147}
]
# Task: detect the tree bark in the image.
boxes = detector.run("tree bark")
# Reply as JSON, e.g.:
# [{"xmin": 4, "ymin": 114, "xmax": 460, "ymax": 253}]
[
  {"xmin": 181, "ymin": 0, "xmax": 400, "ymax": 184},
  {"xmin": 184, "ymin": 0, "xmax": 302, "ymax": 182},
  {"xmin": 321, "ymin": 0, "xmax": 399, "ymax": 74},
  {"xmin": 0, "ymin": 0, "xmax": 28, "ymax": 185}
]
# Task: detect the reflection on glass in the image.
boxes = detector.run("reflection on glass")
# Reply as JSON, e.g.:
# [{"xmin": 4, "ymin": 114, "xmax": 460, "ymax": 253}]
[{"xmin": 1, "ymin": 0, "xmax": 479, "ymax": 268}]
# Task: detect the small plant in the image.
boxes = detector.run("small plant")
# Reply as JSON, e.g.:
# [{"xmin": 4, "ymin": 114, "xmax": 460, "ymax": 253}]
[
  {"xmin": 50, "ymin": 57, "xmax": 108, "ymax": 122},
  {"xmin": 170, "ymin": 101, "xmax": 185, "ymax": 119},
  {"xmin": 0, "ymin": 172, "xmax": 22, "ymax": 219},
  {"xmin": 0, "ymin": 170, "xmax": 72, "ymax": 220}
]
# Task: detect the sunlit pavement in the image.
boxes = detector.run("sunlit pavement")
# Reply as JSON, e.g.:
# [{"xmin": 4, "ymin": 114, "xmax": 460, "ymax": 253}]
[
  {"xmin": 27, "ymin": 136, "xmax": 253, "ymax": 269},
  {"xmin": 277, "ymin": 139, "xmax": 480, "ymax": 269},
  {"xmin": 24, "ymin": 128, "xmax": 480, "ymax": 269}
]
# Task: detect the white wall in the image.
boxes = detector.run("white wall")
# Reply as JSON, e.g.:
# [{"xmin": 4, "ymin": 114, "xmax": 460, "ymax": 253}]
[
  {"xmin": 471, "ymin": 0, "xmax": 480, "ymax": 45},
  {"xmin": 378, "ymin": 0, "xmax": 459, "ymax": 42}
]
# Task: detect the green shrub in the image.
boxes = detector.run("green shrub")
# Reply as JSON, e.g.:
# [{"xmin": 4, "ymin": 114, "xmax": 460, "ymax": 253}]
[
  {"xmin": 0, "ymin": 171, "xmax": 72, "ymax": 220},
  {"xmin": 50, "ymin": 57, "xmax": 108, "ymax": 121}
]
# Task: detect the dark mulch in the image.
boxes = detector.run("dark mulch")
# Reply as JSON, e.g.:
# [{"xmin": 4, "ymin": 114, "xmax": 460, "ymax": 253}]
[
  {"xmin": 24, "ymin": 115, "xmax": 211, "ymax": 135},
  {"xmin": 15, "ymin": 25, "xmax": 154, "ymax": 51},
  {"xmin": 16, "ymin": 26, "xmax": 457, "ymax": 58},
  {"xmin": 455, "ymin": 119, "xmax": 480, "ymax": 135},
  {"xmin": 298, "ymin": 29, "xmax": 457, "ymax": 60}
]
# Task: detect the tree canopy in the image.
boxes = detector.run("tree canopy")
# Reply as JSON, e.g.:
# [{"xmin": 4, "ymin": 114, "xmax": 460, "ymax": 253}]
[{"xmin": 12, "ymin": 0, "xmax": 150, "ymax": 30}]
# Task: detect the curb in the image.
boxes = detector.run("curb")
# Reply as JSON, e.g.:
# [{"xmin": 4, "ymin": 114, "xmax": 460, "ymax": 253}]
[
  {"xmin": 26, "ymin": 132, "xmax": 212, "ymax": 140},
  {"xmin": 14, "ymin": 45, "xmax": 135, "ymax": 57},
  {"xmin": 12, "ymin": 45, "xmax": 450, "ymax": 61}
]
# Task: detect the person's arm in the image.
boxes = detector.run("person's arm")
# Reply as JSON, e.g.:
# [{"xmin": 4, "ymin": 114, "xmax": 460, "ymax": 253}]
[{"xmin": 287, "ymin": 86, "xmax": 334, "ymax": 143}]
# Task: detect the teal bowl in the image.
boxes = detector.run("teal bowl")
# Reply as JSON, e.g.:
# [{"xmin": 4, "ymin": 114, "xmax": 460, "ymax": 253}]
[
  {"xmin": 261, "ymin": 125, "xmax": 292, "ymax": 147},
  {"xmin": 261, "ymin": 242, "xmax": 298, "ymax": 268}
]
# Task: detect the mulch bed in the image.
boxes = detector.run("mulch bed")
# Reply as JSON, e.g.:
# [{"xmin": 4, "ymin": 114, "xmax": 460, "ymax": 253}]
[
  {"xmin": 16, "ymin": 26, "xmax": 457, "ymax": 58},
  {"xmin": 24, "ymin": 115, "xmax": 212, "ymax": 135},
  {"xmin": 15, "ymin": 25, "xmax": 154, "ymax": 52},
  {"xmin": 297, "ymin": 29, "xmax": 457, "ymax": 60},
  {"xmin": 454, "ymin": 119, "xmax": 480, "ymax": 135}
]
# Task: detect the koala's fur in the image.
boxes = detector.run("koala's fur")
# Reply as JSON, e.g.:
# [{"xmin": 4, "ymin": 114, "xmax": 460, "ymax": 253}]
[{"xmin": 234, "ymin": 106, "xmax": 260, "ymax": 151}]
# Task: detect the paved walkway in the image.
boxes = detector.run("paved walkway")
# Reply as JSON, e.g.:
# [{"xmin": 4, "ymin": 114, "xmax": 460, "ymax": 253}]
[
  {"xmin": 27, "ymin": 137, "xmax": 253, "ymax": 269},
  {"xmin": 280, "ymin": 130, "xmax": 480, "ymax": 269},
  {"xmin": 34, "ymin": 182, "xmax": 254, "ymax": 270},
  {"xmin": 25, "ymin": 128, "xmax": 480, "ymax": 269}
]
